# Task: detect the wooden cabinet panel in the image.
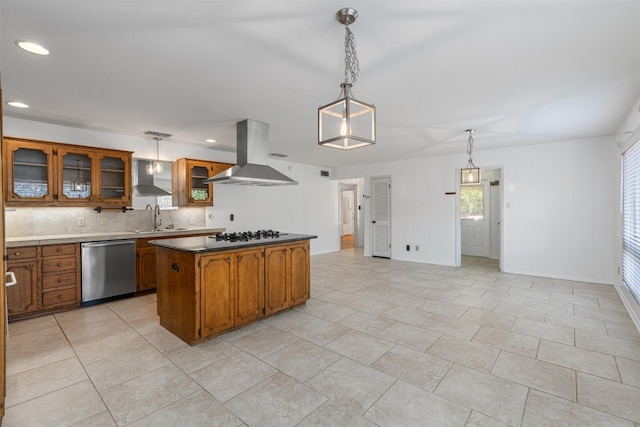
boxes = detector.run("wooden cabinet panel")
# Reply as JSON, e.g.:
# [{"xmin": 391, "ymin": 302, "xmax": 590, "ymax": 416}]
[
  {"xmin": 42, "ymin": 272, "xmax": 76, "ymax": 290},
  {"xmin": 289, "ymin": 242, "xmax": 310, "ymax": 306},
  {"xmin": 235, "ymin": 249, "xmax": 265, "ymax": 326},
  {"xmin": 137, "ymin": 246, "xmax": 157, "ymax": 292},
  {"xmin": 40, "ymin": 243, "xmax": 80, "ymax": 311},
  {"xmin": 3, "ymin": 136, "xmax": 132, "ymax": 207},
  {"xmin": 3, "ymin": 138, "xmax": 55, "ymax": 204},
  {"xmin": 173, "ymin": 158, "xmax": 234, "ymax": 207},
  {"xmin": 6, "ymin": 260, "xmax": 39, "ymax": 316},
  {"xmin": 42, "ymin": 256, "xmax": 76, "ymax": 273},
  {"xmin": 158, "ymin": 239, "xmax": 311, "ymax": 345},
  {"xmin": 42, "ymin": 287, "xmax": 77, "ymax": 307},
  {"xmin": 41, "ymin": 243, "xmax": 76, "ymax": 257},
  {"xmin": 6, "ymin": 246, "xmax": 38, "ymax": 260},
  {"xmin": 200, "ymin": 253, "xmax": 235, "ymax": 337},
  {"xmin": 264, "ymin": 246, "xmax": 288, "ymax": 315}
]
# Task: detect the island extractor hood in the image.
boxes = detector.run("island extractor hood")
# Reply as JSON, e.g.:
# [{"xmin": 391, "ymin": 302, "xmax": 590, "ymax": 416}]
[{"xmin": 203, "ymin": 119, "xmax": 297, "ymax": 186}]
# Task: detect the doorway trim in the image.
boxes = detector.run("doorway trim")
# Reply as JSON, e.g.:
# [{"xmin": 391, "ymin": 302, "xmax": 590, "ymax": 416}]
[{"xmin": 456, "ymin": 166, "xmax": 503, "ymax": 271}]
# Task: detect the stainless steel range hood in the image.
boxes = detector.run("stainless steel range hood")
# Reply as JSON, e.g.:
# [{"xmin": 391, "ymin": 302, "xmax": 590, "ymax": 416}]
[
  {"xmin": 203, "ymin": 119, "xmax": 297, "ymax": 186},
  {"xmin": 132, "ymin": 159, "xmax": 171, "ymax": 196}
]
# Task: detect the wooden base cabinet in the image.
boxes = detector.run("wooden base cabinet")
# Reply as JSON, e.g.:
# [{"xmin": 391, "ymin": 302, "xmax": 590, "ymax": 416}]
[
  {"xmin": 7, "ymin": 243, "xmax": 80, "ymax": 320},
  {"xmin": 6, "ymin": 247, "xmax": 39, "ymax": 317},
  {"xmin": 157, "ymin": 241, "xmax": 310, "ymax": 345},
  {"xmin": 200, "ymin": 253, "xmax": 235, "ymax": 336},
  {"xmin": 265, "ymin": 242, "xmax": 310, "ymax": 315}
]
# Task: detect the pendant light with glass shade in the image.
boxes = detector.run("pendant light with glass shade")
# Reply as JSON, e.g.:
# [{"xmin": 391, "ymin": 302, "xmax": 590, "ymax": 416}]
[
  {"xmin": 461, "ymin": 129, "xmax": 480, "ymax": 184},
  {"xmin": 146, "ymin": 137, "xmax": 164, "ymax": 175},
  {"xmin": 318, "ymin": 7, "xmax": 375, "ymax": 150}
]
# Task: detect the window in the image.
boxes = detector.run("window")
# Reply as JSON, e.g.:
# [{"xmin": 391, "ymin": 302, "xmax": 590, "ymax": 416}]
[
  {"xmin": 623, "ymin": 139, "xmax": 640, "ymax": 303},
  {"xmin": 460, "ymin": 184, "xmax": 484, "ymax": 220}
]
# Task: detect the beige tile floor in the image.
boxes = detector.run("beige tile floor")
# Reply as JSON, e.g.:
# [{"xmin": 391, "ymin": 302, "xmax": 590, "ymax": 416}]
[{"xmin": 5, "ymin": 248, "xmax": 640, "ymax": 426}]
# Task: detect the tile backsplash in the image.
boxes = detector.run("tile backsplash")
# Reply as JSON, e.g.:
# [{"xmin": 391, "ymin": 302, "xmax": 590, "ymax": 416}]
[{"xmin": 5, "ymin": 206, "xmax": 207, "ymax": 238}]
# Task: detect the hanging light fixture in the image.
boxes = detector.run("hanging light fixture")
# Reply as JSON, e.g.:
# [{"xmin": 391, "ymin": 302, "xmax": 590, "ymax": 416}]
[
  {"xmin": 461, "ymin": 129, "xmax": 480, "ymax": 184},
  {"xmin": 146, "ymin": 137, "xmax": 164, "ymax": 175},
  {"xmin": 318, "ymin": 7, "xmax": 375, "ymax": 150},
  {"xmin": 70, "ymin": 159, "xmax": 88, "ymax": 192}
]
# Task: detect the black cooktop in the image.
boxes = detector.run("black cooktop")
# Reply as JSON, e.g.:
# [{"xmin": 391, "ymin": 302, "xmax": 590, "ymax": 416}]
[{"xmin": 212, "ymin": 230, "xmax": 282, "ymax": 242}]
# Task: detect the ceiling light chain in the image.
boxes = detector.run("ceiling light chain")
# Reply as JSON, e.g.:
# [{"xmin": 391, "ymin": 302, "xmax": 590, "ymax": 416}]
[{"xmin": 344, "ymin": 24, "xmax": 359, "ymax": 85}]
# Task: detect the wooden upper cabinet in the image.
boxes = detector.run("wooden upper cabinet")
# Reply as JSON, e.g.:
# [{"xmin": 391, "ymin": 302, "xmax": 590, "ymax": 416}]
[
  {"xmin": 3, "ymin": 137, "xmax": 132, "ymax": 207},
  {"xmin": 173, "ymin": 158, "xmax": 234, "ymax": 207},
  {"xmin": 4, "ymin": 138, "xmax": 55, "ymax": 204},
  {"xmin": 96, "ymin": 152, "xmax": 131, "ymax": 204},
  {"xmin": 56, "ymin": 147, "xmax": 94, "ymax": 204}
]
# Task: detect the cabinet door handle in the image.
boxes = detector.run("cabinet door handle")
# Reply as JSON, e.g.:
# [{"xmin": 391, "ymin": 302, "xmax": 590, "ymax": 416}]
[
  {"xmin": 57, "ymin": 294, "xmax": 62, "ymax": 299},
  {"xmin": 28, "ymin": 264, "xmax": 34, "ymax": 269},
  {"xmin": 57, "ymin": 278, "xmax": 63, "ymax": 283},
  {"xmin": 227, "ymin": 257, "xmax": 232, "ymax": 262},
  {"xmin": 237, "ymin": 255, "xmax": 243, "ymax": 261},
  {"xmin": 56, "ymin": 248, "xmax": 62, "ymax": 252},
  {"xmin": 14, "ymin": 252, "xmax": 20, "ymax": 256},
  {"xmin": 56, "ymin": 262, "xmax": 62, "ymax": 267}
]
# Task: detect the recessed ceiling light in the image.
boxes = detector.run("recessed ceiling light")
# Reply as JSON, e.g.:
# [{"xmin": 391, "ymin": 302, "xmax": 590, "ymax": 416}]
[
  {"xmin": 16, "ymin": 41, "xmax": 49, "ymax": 55},
  {"xmin": 205, "ymin": 139, "xmax": 216, "ymax": 143},
  {"xmin": 7, "ymin": 101, "xmax": 29, "ymax": 108}
]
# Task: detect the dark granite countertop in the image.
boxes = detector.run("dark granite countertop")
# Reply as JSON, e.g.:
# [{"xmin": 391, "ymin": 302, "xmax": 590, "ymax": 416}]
[{"xmin": 150, "ymin": 233, "xmax": 317, "ymax": 253}]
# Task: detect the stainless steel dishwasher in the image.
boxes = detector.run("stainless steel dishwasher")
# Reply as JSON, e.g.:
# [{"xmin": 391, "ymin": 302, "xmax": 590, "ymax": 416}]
[{"xmin": 81, "ymin": 240, "xmax": 136, "ymax": 305}]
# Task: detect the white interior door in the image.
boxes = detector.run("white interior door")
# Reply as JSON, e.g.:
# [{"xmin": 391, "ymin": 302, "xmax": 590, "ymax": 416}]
[
  {"xmin": 490, "ymin": 181, "xmax": 501, "ymax": 259},
  {"xmin": 372, "ymin": 177, "xmax": 391, "ymax": 258},
  {"xmin": 461, "ymin": 180, "xmax": 490, "ymax": 257},
  {"xmin": 341, "ymin": 190, "xmax": 354, "ymax": 236}
]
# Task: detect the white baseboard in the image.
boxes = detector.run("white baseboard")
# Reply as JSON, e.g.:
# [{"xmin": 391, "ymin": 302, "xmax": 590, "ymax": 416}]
[{"xmin": 614, "ymin": 283, "xmax": 640, "ymax": 335}]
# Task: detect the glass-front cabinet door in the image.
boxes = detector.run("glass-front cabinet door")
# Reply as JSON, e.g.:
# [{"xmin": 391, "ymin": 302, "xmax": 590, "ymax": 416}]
[
  {"xmin": 4, "ymin": 139, "xmax": 55, "ymax": 203},
  {"xmin": 57, "ymin": 149, "xmax": 93, "ymax": 203},
  {"xmin": 188, "ymin": 161, "xmax": 214, "ymax": 205},
  {"xmin": 97, "ymin": 153, "xmax": 131, "ymax": 203}
]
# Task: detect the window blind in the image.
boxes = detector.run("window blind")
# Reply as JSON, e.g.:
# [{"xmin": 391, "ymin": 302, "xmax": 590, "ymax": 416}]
[{"xmin": 622, "ymin": 139, "xmax": 640, "ymax": 303}]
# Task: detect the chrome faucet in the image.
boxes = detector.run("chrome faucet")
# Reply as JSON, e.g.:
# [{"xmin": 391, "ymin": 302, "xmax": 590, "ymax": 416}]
[
  {"xmin": 154, "ymin": 204, "xmax": 161, "ymax": 229},
  {"xmin": 145, "ymin": 204, "xmax": 153, "ymax": 230}
]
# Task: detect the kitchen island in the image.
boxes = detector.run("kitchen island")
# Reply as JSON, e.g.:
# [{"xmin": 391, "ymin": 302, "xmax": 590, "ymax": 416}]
[{"xmin": 151, "ymin": 232, "xmax": 316, "ymax": 345}]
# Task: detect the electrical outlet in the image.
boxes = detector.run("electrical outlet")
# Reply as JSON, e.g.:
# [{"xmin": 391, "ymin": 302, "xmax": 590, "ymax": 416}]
[
  {"xmin": 415, "ymin": 245, "xmax": 419, "ymax": 251},
  {"xmin": 406, "ymin": 244, "xmax": 410, "ymax": 251},
  {"xmin": 100, "ymin": 217, "xmax": 107, "ymax": 226},
  {"xmin": 77, "ymin": 217, "xmax": 85, "ymax": 227},
  {"xmin": 188, "ymin": 216, "xmax": 196, "ymax": 225},
  {"xmin": 208, "ymin": 213, "xmax": 213, "ymax": 219}
]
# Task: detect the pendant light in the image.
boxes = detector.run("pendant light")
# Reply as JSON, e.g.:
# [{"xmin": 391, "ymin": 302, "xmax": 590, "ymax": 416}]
[
  {"xmin": 318, "ymin": 7, "xmax": 375, "ymax": 150},
  {"xmin": 146, "ymin": 137, "xmax": 164, "ymax": 175},
  {"xmin": 461, "ymin": 129, "xmax": 480, "ymax": 184},
  {"xmin": 70, "ymin": 159, "xmax": 88, "ymax": 192}
]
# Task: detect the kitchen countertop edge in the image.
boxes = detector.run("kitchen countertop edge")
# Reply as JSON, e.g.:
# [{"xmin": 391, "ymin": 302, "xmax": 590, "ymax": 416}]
[
  {"xmin": 151, "ymin": 233, "xmax": 318, "ymax": 253},
  {"xmin": 6, "ymin": 228, "xmax": 226, "ymax": 247}
]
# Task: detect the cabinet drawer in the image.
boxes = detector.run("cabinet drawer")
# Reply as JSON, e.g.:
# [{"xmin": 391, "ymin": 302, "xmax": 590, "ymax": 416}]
[
  {"xmin": 42, "ymin": 272, "xmax": 76, "ymax": 290},
  {"xmin": 42, "ymin": 288, "xmax": 77, "ymax": 307},
  {"xmin": 42, "ymin": 256, "xmax": 76, "ymax": 273},
  {"xmin": 42, "ymin": 243, "xmax": 76, "ymax": 257},
  {"xmin": 7, "ymin": 246, "xmax": 37, "ymax": 260}
]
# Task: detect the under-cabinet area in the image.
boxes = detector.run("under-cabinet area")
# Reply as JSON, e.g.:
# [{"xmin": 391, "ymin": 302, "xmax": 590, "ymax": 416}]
[{"xmin": 155, "ymin": 237, "xmax": 313, "ymax": 345}]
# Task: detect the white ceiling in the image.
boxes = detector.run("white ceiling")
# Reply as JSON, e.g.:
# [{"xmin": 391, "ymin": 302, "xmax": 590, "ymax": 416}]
[{"xmin": 2, "ymin": 0, "xmax": 639, "ymax": 167}]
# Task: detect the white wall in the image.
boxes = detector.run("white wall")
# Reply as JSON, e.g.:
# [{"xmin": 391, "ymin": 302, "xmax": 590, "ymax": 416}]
[
  {"xmin": 333, "ymin": 136, "xmax": 618, "ymax": 284},
  {"xmin": 4, "ymin": 117, "xmax": 340, "ymax": 255}
]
